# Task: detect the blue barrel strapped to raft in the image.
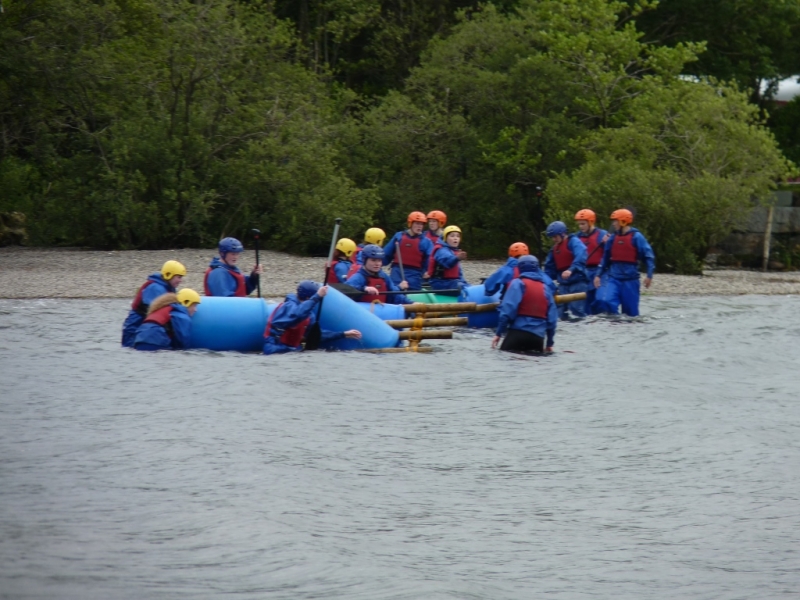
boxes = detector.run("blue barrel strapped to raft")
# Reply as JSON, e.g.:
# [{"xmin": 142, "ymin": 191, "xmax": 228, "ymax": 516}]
[
  {"xmin": 319, "ymin": 285, "xmax": 400, "ymax": 350},
  {"xmin": 460, "ymin": 284, "xmax": 500, "ymax": 329}
]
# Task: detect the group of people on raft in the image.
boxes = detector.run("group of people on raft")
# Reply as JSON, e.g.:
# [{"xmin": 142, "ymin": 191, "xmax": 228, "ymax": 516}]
[{"xmin": 121, "ymin": 207, "xmax": 654, "ymax": 355}]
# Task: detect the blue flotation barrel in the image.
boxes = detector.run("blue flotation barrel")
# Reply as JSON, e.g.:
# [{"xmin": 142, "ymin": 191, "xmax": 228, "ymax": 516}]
[
  {"xmin": 356, "ymin": 301, "xmax": 406, "ymax": 321},
  {"xmin": 460, "ymin": 284, "xmax": 500, "ymax": 329},
  {"xmin": 319, "ymin": 286, "xmax": 400, "ymax": 350},
  {"xmin": 189, "ymin": 297, "xmax": 276, "ymax": 352}
]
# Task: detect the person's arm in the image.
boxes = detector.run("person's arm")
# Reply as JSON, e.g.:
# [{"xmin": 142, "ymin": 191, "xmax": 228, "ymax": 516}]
[
  {"xmin": 543, "ymin": 251, "xmax": 557, "ymax": 280},
  {"xmin": 206, "ymin": 268, "xmax": 236, "ymax": 297},
  {"xmin": 568, "ymin": 236, "xmax": 587, "ymax": 273},
  {"xmin": 545, "ymin": 290, "xmax": 558, "ymax": 350},
  {"xmin": 170, "ymin": 310, "xmax": 193, "ymax": 349},
  {"xmin": 384, "ymin": 273, "xmax": 411, "ymax": 304},
  {"xmin": 595, "ymin": 235, "xmax": 615, "ymax": 287},
  {"xmin": 636, "ymin": 233, "xmax": 656, "ymax": 281},
  {"xmin": 333, "ymin": 261, "xmax": 350, "ymax": 283},
  {"xmin": 495, "ymin": 280, "xmax": 522, "ymax": 337},
  {"xmin": 435, "ymin": 246, "xmax": 460, "ymax": 269},
  {"xmin": 344, "ymin": 271, "xmax": 366, "ymax": 291},
  {"xmin": 382, "ymin": 234, "xmax": 399, "ymax": 266}
]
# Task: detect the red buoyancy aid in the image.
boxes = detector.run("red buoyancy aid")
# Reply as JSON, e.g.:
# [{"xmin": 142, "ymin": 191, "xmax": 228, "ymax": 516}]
[
  {"xmin": 346, "ymin": 262, "xmax": 361, "ymax": 279},
  {"xmin": 610, "ymin": 233, "xmax": 638, "ymax": 263},
  {"xmin": 394, "ymin": 233, "xmax": 424, "ymax": 269},
  {"xmin": 143, "ymin": 305, "xmax": 175, "ymax": 337},
  {"xmin": 204, "ymin": 266, "xmax": 247, "ymax": 297},
  {"xmin": 131, "ymin": 280, "xmax": 156, "ymax": 314},
  {"xmin": 426, "ymin": 244, "xmax": 461, "ymax": 279},
  {"xmin": 503, "ymin": 266, "xmax": 521, "ymax": 294},
  {"xmin": 517, "ymin": 279, "xmax": 548, "ymax": 319},
  {"xmin": 325, "ymin": 260, "xmax": 350, "ymax": 284},
  {"xmin": 424, "ymin": 230, "xmax": 441, "ymax": 244},
  {"xmin": 580, "ymin": 229, "xmax": 604, "ymax": 267},
  {"xmin": 263, "ymin": 303, "xmax": 312, "ymax": 348},
  {"xmin": 552, "ymin": 238, "xmax": 575, "ymax": 271},
  {"xmin": 357, "ymin": 273, "xmax": 389, "ymax": 303}
]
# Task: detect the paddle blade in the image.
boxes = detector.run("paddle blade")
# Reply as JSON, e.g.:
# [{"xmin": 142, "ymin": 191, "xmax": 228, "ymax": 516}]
[{"xmin": 304, "ymin": 322, "xmax": 322, "ymax": 351}]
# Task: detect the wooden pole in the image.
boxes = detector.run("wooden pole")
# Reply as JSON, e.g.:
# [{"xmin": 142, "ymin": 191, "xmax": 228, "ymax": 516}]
[
  {"xmin": 473, "ymin": 292, "xmax": 586, "ymax": 313},
  {"xmin": 404, "ymin": 302, "xmax": 475, "ymax": 313},
  {"xmin": 398, "ymin": 329, "xmax": 453, "ymax": 340},
  {"xmin": 763, "ymin": 204, "xmax": 775, "ymax": 272},
  {"xmin": 385, "ymin": 317, "xmax": 468, "ymax": 329},
  {"xmin": 356, "ymin": 346, "xmax": 435, "ymax": 354}
]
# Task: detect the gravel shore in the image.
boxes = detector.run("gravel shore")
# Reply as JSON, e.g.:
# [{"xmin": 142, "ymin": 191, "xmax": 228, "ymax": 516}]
[{"xmin": 2, "ymin": 246, "xmax": 800, "ymax": 299}]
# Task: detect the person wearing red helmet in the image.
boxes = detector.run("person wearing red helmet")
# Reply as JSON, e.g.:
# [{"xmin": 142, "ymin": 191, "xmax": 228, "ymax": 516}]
[
  {"xmin": 574, "ymin": 209, "xmax": 609, "ymax": 314},
  {"xmin": 484, "ymin": 242, "xmax": 531, "ymax": 296},
  {"xmin": 593, "ymin": 209, "xmax": 655, "ymax": 317},
  {"xmin": 382, "ymin": 211, "xmax": 434, "ymax": 290},
  {"xmin": 425, "ymin": 210, "xmax": 447, "ymax": 244}
]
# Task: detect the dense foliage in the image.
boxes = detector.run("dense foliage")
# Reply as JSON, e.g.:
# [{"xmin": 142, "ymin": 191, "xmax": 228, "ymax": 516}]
[{"xmin": 1, "ymin": 0, "xmax": 796, "ymax": 270}]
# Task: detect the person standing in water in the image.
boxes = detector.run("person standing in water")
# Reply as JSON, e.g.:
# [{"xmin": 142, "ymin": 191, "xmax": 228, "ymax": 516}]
[
  {"xmin": 484, "ymin": 242, "xmax": 530, "ymax": 297},
  {"xmin": 544, "ymin": 221, "xmax": 588, "ymax": 320},
  {"xmin": 204, "ymin": 237, "xmax": 263, "ymax": 297},
  {"xmin": 574, "ymin": 209, "xmax": 609, "ymax": 315},
  {"xmin": 382, "ymin": 212, "xmax": 434, "ymax": 291},
  {"xmin": 133, "ymin": 289, "xmax": 202, "ymax": 351},
  {"xmin": 122, "ymin": 260, "xmax": 187, "ymax": 347}
]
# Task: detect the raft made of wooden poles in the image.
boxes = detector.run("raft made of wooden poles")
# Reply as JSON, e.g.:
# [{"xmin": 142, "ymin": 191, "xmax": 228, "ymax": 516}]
[
  {"xmin": 398, "ymin": 329, "xmax": 453, "ymax": 341},
  {"xmin": 385, "ymin": 317, "xmax": 468, "ymax": 329}
]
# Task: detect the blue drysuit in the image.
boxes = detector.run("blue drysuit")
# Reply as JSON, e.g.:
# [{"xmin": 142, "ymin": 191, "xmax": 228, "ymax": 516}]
[
  {"xmin": 544, "ymin": 235, "xmax": 588, "ymax": 319},
  {"xmin": 133, "ymin": 304, "xmax": 193, "ymax": 351},
  {"xmin": 262, "ymin": 294, "xmax": 344, "ymax": 355},
  {"xmin": 428, "ymin": 245, "xmax": 469, "ymax": 293},
  {"xmin": 354, "ymin": 243, "xmax": 366, "ymax": 265},
  {"xmin": 332, "ymin": 259, "xmax": 354, "ymax": 284},
  {"xmin": 382, "ymin": 231, "xmax": 433, "ymax": 291},
  {"xmin": 205, "ymin": 256, "xmax": 259, "ymax": 297},
  {"xmin": 484, "ymin": 257, "xmax": 520, "ymax": 296},
  {"xmin": 495, "ymin": 271, "xmax": 559, "ymax": 348},
  {"xmin": 576, "ymin": 227, "xmax": 608, "ymax": 315},
  {"xmin": 121, "ymin": 273, "xmax": 176, "ymax": 347},
  {"xmin": 594, "ymin": 227, "xmax": 656, "ymax": 317},
  {"xmin": 345, "ymin": 268, "xmax": 412, "ymax": 304}
]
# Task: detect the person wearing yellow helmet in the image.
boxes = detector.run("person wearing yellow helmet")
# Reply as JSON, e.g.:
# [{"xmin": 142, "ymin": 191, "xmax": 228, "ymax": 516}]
[
  {"xmin": 382, "ymin": 211, "xmax": 434, "ymax": 290},
  {"xmin": 425, "ymin": 225, "xmax": 469, "ymax": 294},
  {"xmin": 133, "ymin": 289, "xmax": 201, "ymax": 351},
  {"xmin": 326, "ymin": 238, "xmax": 358, "ymax": 284},
  {"xmin": 121, "ymin": 260, "xmax": 187, "ymax": 347},
  {"xmin": 352, "ymin": 227, "xmax": 387, "ymax": 267}
]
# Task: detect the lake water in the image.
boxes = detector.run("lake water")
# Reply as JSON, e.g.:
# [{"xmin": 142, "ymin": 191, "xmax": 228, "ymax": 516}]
[{"xmin": 1, "ymin": 296, "xmax": 799, "ymax": 599}]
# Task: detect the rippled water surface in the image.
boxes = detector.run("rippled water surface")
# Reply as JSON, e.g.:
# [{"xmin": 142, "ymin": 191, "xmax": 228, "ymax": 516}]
[{"xmin": 1, "ymin": 296, "xmax": 799, "ymax": 599}]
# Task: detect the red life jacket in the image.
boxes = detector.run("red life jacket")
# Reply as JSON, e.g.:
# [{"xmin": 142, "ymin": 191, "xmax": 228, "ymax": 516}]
[
  {"xmin": 610, "ymin": 233, "xmax": 638, "ymax": 264},
  {"xmin": 394, "ymin": 233, "xmax": 424, "ymax": 269},
  {"xmin": 204, "ymin": 266, "xmax": 247, "ymax": 297},
  {"xmin": 325, "ymin": 260, "xmax": 351, "ymax": 284},
  {"xmin": 502, "ymin": 266, "xmax": 521, "ymax": 295},
  {"xmin": 357, "ymin": 273, "xmax": 389, "ymax": 303},
  {"xmin": 424, "ymin": 230, "xmax": 441, "ymax": 244},
  {"xmin": 426, "ymin": 243, "xmax": 460, "ymax": 279},
  {"xmin": 580, "ymin": 229, "xmax": 604, "ymax": 267},
  {"xmin": 346, "ymin": 262, "xmax": 361, "ymax": 279},
  {"xmin": 517, "ymin": 279, "xmax": 548, "ymax": 319},
  {"xmin": 552, "ymin": 238, "xmax": 574, "ymax": 271},
  {"xmin": 131, "ymin": 280, "xmax": 156, "ymax": 315},
  {"xmin": 143, "ymin": 305, "xmax": 175, "ymax": 338},
  {"xmin": 263, "ymin": 303, "xmax": 311, "ymax": 348}
]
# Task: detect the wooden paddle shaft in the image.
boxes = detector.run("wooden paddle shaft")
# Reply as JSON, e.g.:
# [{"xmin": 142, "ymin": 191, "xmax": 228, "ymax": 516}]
[
  {"xmin": 474, "ymin": 292, "xmax": 586, "ymax": 313},
  {"xmin": 398, "ymin": 329, "xmax": 453, "ymax": 340},
  {"xmin": 404, "ymin": 302, "xmax": 476, "ymax": 313},
  {"xmin": 356, "ymin": 346, "xmax": 435, "ymax": 354},
  {"xmin": 385, "ymin": 317, "xmax": 468, "ymax": 329}
]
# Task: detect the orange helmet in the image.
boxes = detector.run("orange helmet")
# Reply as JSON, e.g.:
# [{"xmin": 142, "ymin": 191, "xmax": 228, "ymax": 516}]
[
  {"xmin": 407, "ymin": 211, "xmax": 427, "ymax": 226},
  {"xmin": 426, "ymin": 210, "xmax": 447, "ymax": 227},
  {"xmin": 508, "ymin": 242, "xmax": 529, "ymax": 258},
  {"xmin": 574, "ymin": 209, "xmax": 596, "ymax": 224},
  {"xmin": 610, "ymin": 208, "xmax": 633, "ymax": 227}
]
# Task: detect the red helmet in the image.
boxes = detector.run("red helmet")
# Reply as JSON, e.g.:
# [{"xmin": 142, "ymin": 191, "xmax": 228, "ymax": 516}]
[
  {"xmin": 508, "ymin": 242, "xmax": 529, "ymax": 258},
  {"xmin": 426, "ymin": 210, "xmax": 447, "ymax": 227},
  {"xmin": 610, "ymin": 208, "xmax": 633, "ymax": 227},
  {"xmin": 407, "ymin": 211, "xmax": 427, "ymax": 226},
  {"xmin": 574, "ymin": 209, "xmax": 596, "ymax": 224}
]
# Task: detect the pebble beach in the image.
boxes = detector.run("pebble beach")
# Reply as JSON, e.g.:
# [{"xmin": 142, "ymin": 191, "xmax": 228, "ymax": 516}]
[{"xmin": 2, "ymin": 246, "xmax": 800, "ymax": 299}]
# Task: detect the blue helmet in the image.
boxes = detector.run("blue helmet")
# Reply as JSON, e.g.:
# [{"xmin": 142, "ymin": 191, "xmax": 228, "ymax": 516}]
[
  {"xmin": 361, "ymin": 244, "xmax": 385, "ymax": 260},
  {"xmin": 545, "ymin": 221, "xmax": 568, "ymax": 238},
  {"xmin": 517, "ymin": 255, "xmax": 540, "ymax": 273},
  {"xmin": 219, "ymin": 237, "xmax": 244, "ymax": 254},
  {"xmin": 296, "ymin": 280, "xmax": 320, "ymax": 300}
]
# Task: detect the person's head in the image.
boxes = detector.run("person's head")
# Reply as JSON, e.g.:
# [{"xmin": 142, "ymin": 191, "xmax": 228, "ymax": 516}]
[
  {"xmin": 296, "ymin": 280, "xmax": 320, "ymax": 301},
  {"xmin": 364, "ymin": 227, "xmax": 386, "ymax": 246},
  {"xmin": 517, "ymin": 254, "xmax": 540, "ymax": 273},
  {"xmin": 508, "ymin": 242, "xmax": 529, "ymax": 258},
  {"xmin": 574, "ymin": 209, "xmax": 596, "ymax": 234},
  {"xmin": 161, "ymin": 260, "xmax": 187, "ymax": 287},
  {"xmin": 361, "ymin": 244, "xmax": 385, "ymax": 273},
  {"xmin": 545, "ymin": 221, "xmax": 568, "ymax": 244},
  {"xmin": 177, "ymin": 288, "xmax": 202, "ymax": 317},
  {"xmin": 218, "ymin": 237, "xmax": 244, "ymax": 266},
  {"xmin": 609, "ymin": 208, "xmax": 633, "ymax": 231},
  {"xmin": 442, "ymin": 225, "xmax": 461, "ymax": 248},
  {"xmin": 427, "ymin": 210, "xmax": 447, "ymax": 233},
  {"xmin": 334, "ymin": 238, "xmax": 357, "ymax": 260},
  {"xmin": 407, "ymin": 211, "xmax": 427, "ymax": 235}
]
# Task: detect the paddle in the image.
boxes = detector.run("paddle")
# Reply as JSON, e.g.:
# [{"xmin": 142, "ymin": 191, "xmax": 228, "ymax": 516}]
[
  {"xmin": 251, "ymin": 228, "xmax": 261, "ymax": 298},
  {"xmin": 395, "ymin": 240, "xmax": 406, "ymax": 284},
  {"xmin": 305, "ymin": 218, "xmax": 341, "ymax": 351},
  {"xmin": 329, "ymin": 283, "xmax": 461, "ymax": 296}
]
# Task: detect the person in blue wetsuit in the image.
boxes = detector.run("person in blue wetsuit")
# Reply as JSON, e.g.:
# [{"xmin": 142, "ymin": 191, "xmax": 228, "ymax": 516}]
[
  {"xmin": 425, "ymin": 210, "xmax": 447, "ymax": 245},
  {"xmin": 345, "ymin": 244, "xmax": 412, "ymax": 304},
  {"xmin": 544, "ymin": 220, "xmax": 588, "ymax": 320},
  {"xmin": 574, "ymin": 209, "xmax": 609, "ymax": 315},
  {"xmin": 382, "ymin": 212, "xmax": 434, "ymax": 291},
  {"xmin": 426, "ymin": 225, "xmax": 469, "ymax": 294},
  {"xmin": 325, "ymin": 238, "xmax": 357, "ymax": 284},
  {"xmin": 593, "ymin": 209, "xmax": 655, "ymax": 317},
  {"xmin": 133, "ymin": 289, "xmax": 201, "ymax": 351},
  {"xmin": 484, "ymin": 242, "xmax": 530, "ymax": 296},
  {"xmin": 263, "ymin": 281, "xmax": 361, "ymax": 355},
  {"xmin": 122, "ymin": 260, "xmax": 187, "ymax": 347},
  {"xmin": 204, "ymin": 237, "xmax": 264, "ymax": 297},
  {"xmin": 492, "ymin": 255, "xmax": 558, "ymax": 354}
]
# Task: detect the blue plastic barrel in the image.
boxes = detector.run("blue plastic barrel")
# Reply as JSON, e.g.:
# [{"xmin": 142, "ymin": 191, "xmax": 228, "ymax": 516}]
[
  {"xmin": 461, "ymin": 284, "xmax": 500, "ymax": 329},
  {"xmin": 355, "ymin": 302, "xmax": 406, "ymax": 321},
  {"xmin": 189, "ymin": 297, "xmax": 277, "ymax": 352},
  {"xmin": 319, "ymin": 286, "xmax": 400, "ymax": 350}
]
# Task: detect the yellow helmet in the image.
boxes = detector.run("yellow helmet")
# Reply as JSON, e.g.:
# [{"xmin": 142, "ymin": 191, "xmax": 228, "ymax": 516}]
[
  {"xmin": 442, "ymin": 225, "xmax": 462, "ymax": 238},
  {"xmin": 364, "ymin": 227, "xmax": 386, "ymax": 246},
  {"xmin": 161, "ymin": 260, "xmax": 187, "ymax": 280},
  {"xmin": 177, "ymin": 288, "xmax": 201, "ymax": 307},
  {"xmin": 335, "ymin": 238, "xmax": 357, "ymax": 257}
]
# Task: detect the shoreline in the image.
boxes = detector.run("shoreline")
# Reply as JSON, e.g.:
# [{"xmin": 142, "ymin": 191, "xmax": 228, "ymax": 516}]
[{"xmin": 2, "ymin": 246, "xmax": 800, "ymax": 299}]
